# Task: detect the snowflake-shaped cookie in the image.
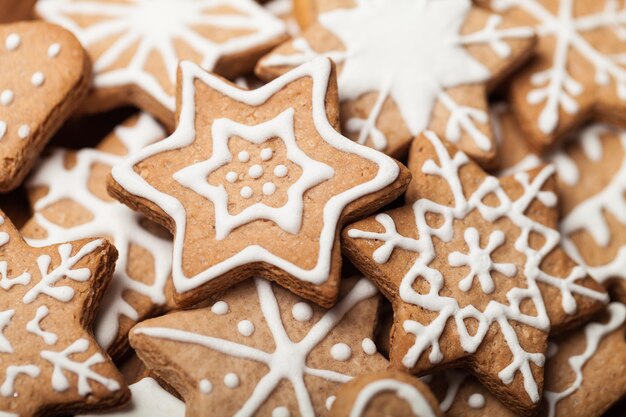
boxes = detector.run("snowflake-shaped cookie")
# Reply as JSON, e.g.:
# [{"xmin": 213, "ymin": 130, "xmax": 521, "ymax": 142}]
[
  {"xmin": 342, "ymin": 131, "xmax": 607, "ymax": 416},
  {"xmin": 35, "ymin": 0, "xmax": 288, "ymax": 129},
  {"xmin": 108, "ymin": 57, "xmax": 409, "ymax": 308},
  {"xmin": 257, "ymin": 0, "xmax": 536, "ymax": 165},
  {"xmin": 130, "ymin": 277, "xmax": 388, "ymax": 417}
]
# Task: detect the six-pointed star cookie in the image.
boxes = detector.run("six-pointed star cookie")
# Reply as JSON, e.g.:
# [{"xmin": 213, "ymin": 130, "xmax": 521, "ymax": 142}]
[
  {"xmin": 0, "ymin": 211, "xmax": 128, "ymax": 416},
  {"xmin": 107, "ymin": 57, "xmax": 410, "ymax": 308},
  {"xmin": 256, "ymin": 0, "xmax": 536, "ymax": 165},
  {"xmin": 481, "ymin": 0, "xmax": 626, "ymax": 150},
  {"xmin": 35, "ymin": 0, "xmax": 289, "ymax": 130},
  {"xmin": 0, "ymin": 21, "xmax": 90, "ymax": 192},
  {"xmin": 341, "ymin": 131, "xmax": 608, "ymax": 416},
  {"xmin": 130, "ymin": 276, "xmax": 388, "ymax": 417}
]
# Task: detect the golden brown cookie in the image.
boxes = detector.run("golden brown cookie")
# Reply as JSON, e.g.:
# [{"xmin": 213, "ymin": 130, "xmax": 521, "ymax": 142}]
[
  {"xmin": 35, "ymin": 0, "xmax": 290, "ymax": 130},
  {"xmin": 329, "ymin": 370, "xmax": 443, "ymax": 417},
  {"xmin": 256, "ymin": 0, "xmax": 536, "ymax": 165},
  {"xmin": 0, "ymin": 0, "xmax": 36, "ymax": 23},
  {"xmin": 107, "ymin": 57, "xmax": 410, "ymax": 308},
  {"xmin": 130, "ymin": 276, "xmax": 388, "ymax": 417},
  {"xmin": 0, "ymin": 210, "xmax": 128, "ymax": 416},
  {"xmin": 341, "ymin": 131, "xmax": 608, "ymax": 416},
  {"xmin": 21, "ymin": 113, "xmax": 174, "ymax": 360},
  {"xmin": 0, "ymin": 21, "xmax": 90, "ymax": 192}
]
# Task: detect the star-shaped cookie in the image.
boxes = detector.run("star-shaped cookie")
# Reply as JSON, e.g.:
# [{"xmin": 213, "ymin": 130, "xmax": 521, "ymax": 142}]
[
  {"xmin": 107, "ymin": 57, "xmax": 410, "ymax": 308},
  {"xmin": 0, "ymin": 21, "xmax": 89, "ymax": 192},
  {"xmin": 0, "ymin": 211, "xmax": 128, "ymax": 416},
  {"xmin": 35, "ymin": 0, "xmax": 289, "ymax": 130},
  {"xmin": 256, "ymin": 0, "xmax": 536, "ymax": 165},
  {"xmin": 481, "ymin": 0, "xmax": 626, "ymax": 151},
  {"xmin": 130, "ymin": 276, "xmax": 388, "ymax": 417},
  {"xmin": 342, "ymin": 131, "xmax": 607, "ymax": 416}
]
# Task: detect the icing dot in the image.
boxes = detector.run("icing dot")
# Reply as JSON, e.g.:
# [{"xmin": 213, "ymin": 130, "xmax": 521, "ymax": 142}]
[
  {"xmin": 248, "ymin": 164, "xmax": 263, "ymax": 179},
  {"xmin": 274, "ymin": 165, "xmax": 288, "ymax": 177},
  {"xmin": 0, "ymin": 121, "xmax": 6, "ymax": 139},
  {"xmin": 199, "ymin": 379, "xmax": 212, "ymax": 394},
  {"xmin": 260, "ymin": 148, "xmax": 273, "ymax": 161},
  {"xmin": 291, "ymin": 302, "xmax": 313, "ymax": 322},
  {"xmin": 225, "ymin": 171, "xmax": 238, "ymax": 183},
  {"xmin": 272, "ymin": 407, "xmax": 290, "ymax": 417},
  {"xmin": 325, "ymin": 396, "xmax": 336, "ymax": 411},
  {"xmin": 468, "ymin": 393, "xmax": 485, "ymax": 409},
  {"xmin": 237, "ymin": 320, "xmax": 254, "ymax": 337},
  {"xmin": 547, "ymin": 341, "xmax": 558, "ymax": 358},
  {"xmin": 238, "ymin": 151, "xmax": 250, "ymax": 162},
  {"xmin": 361, "ymin": 338, "xmax": 377, "ymax": 355},
  {"xmin": 224, "ymin": 373, "xmax": 239, "ymax": 388},
  {"xmin": 240, "ymin": 186, "xmax": 253, "ymax": 199},
  {"xmin": 211, "ymin": 301, "xmax": 228, "ymax": 315},
  {"xmin": 5, "ymin": 33, "xmax": 20, "ymax": 51},
  {"xmin": 48, "ymin": 43, "xmax": 61, "ymax": 58},
  {"xmin": 31, "ymin": 72, "xmax": 45, "ymax": 87},
  {"xmin": 18, "ymin": 125, "xmax": 29, "ymax": 139},
  {"xmin": 1, "ymin": 90, "xmax": 14, "ymax": 106},
  {"xmin": 330, "ymin": 343, "xmax": 352, "ymax": 361},
  {"xmin": 262, "ymin": 182, "xmax": 276, "ymax": 196}
]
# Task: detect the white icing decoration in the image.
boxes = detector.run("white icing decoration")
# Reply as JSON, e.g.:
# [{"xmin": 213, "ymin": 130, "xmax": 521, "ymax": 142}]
[
  {"xmin": 263, "ymin": 182, "xmax": 276, "ymax": 196},
  {"xmin": 40, "ymin": 338, "xmax": 121, "ymax": 395},
  {"xmin": 0, "ymin": 122, "xmax": 6, "ymax": 140},
  {"xmin": 26, "ymin": 306, "xmax": 58, "ymax": 345},
  {"xmin": 361, "ymin": 338, "xmax": 377, "ymax": 355},
  {"xmin": 0, "ymin": 365, "xmax": 40, "ymax": 397},
  {"xmin": 260, "ymin": 148, "xmax": 273, "ymax": 161},
  {"xmin": 273, "ymin": 164, "xmax": 288, "ymax": 177},
  {"xmin": 240, "ymin": 186, "xmax": 254, "ymax": 199},
  {"xmin": 173, "ymin": 108, "xmax": 334, "ymax": 239},
  {"xmin": 438, "ymin": 370, "xmax": 467, "ymax": 412},
  {"xmin": 111, "ymin": 58, "xmax": 400, "ymax": 290},
  {"xmin": 26, "ymin": 113, "xmax": 171, "ymax": 350},
  {"xmin": 330, "ymin": 343, "xmax": 352, "ymax": 361},
  {"xmin": 272, "ymin": 406, "xmax": 290, "ymax": 417},
  {"xmin": 291, "ymin": 302, "xmax": 313, "ymax": 321},
  {"xmin": 224, "ymin": 373, "xmax": 239, "ymax": 388},
  {"xmin": 211, "ymin": 301, "xmax": 229, "ymax": 315},
  {"xmin": 467, "ymin": 393, "xmax": 485, "ymax": 409},
  {"xmin": 4, "ymin": 34, "xmax": 20, "ymax": 51},
  {"xmin": 490, "ymin": 0, "xmax": 626, "ymax": 134},
  {"xmin": 248, "ymin": 164, "xmax": 264, "ymax": 179},
  {"xmin": 36, "ymin": 0, "xmax": 287, "ymax": 111},
  {"xmin": 546, "ymin": 341, "xmax": 559, "ymax": 359},
  {"xmin": 325, "ymin": 395, "xmax": 336, "ymax": 411},
  {"xmin": 0, "ymin": 310, "xmax": 15, "ymax": 353},
  {"xmin": 264, "ymin": 0, "xmax": 300, "ymax": 36},
  {"xmin": 199, "ymin": 379, "xmax": 212, "ymax": 394},
  {"xmin": 133, "ymin": 277, "xmax": 379, "ymax": 416},
  {"xmin": 17, "ymin": 125, "xmax": 30, "ymax": 139},
  {"xmin": 238, "ymin": 151, "xmax": 251, "ymax": 163},
  {"xmin": 237, "ymin": 320, "xmax": 255, "ymax": 337},
  {"xmin": 31, "ymin": 72, "xmax": 45, "ymax": 87},
  {"xmin": 48, "ymin": 43, "xmax": 61, "ymax": 58},
  {"xmin": 348, "ymin": 379, "xmax": 437, "ymax": 417},
  {"xmin": 226, "ymin": 171, "xmax": 238, "ymax": 183},
  {"xmin": 0, "ymin": 261, "xmax": 31, "ymax": 290},
  {"xmin": 264, "ymin": 0, "xmax": 533, "ymax": 152},
  {"xmin": 0, "ymin": 90, "xmax": 14, "ymax": 106},
  {"xmin": 347, "ymin": 131, "xmax": 608, "ymax": 403}
]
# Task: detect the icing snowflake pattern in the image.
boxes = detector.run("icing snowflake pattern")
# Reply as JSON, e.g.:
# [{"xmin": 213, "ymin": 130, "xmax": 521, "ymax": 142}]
[
  {"xmin": 264, "ymin": 0, "xmax": 533, "ymax": 151},
  {"xmin": 36, "ymin": 0, "xmax": 286, "ymax": 111},
  {"xmin": 348, "ymin": 131, "xmax": 607, "ymax": 402}
]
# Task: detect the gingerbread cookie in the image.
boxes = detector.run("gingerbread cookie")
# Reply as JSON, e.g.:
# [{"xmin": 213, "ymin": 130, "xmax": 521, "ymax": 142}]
[
  {"xmin": 0, "ymin": 211, "xmax": 128, "ymax": 416},
  {"xmin": 0, "ymin": 21, "xmax": 90, "ymax": 192},
  {"xmin": 342, "ymin": 131, "xmax": 608, "ymax": 416},
  {"xmin": 329, "ymin": 370, "xmax": 443, "ymax": 417},
  {"xmin": 482, "ymin": 0, "xmax": 626, "ymax": 151},
  {"xmin": 21, "ymin": 113, "xmax": 173, "ymax": 360},
  {"xmin": 256, "ymin": 0, "xmax": 536, "ymax": 165},
  {"xmin": 35, "ymin": 0, "xmax": 289, "ymax": 130},
  {"xmin": 107, "ymin": 57, "xmax": 410, "ymax": 308},
  {"xmin": 0, "ymin": 0, "xmax": 36, "ymax": 23},
  {"xmin": 130, "ymin": 276, "xmax": 387, "ymax": 417}
]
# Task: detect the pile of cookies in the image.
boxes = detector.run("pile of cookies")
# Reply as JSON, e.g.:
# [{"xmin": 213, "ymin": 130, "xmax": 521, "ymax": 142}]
[{"xmin": 0, "ymin": 0, "xmax": 624, "ymax": 416}]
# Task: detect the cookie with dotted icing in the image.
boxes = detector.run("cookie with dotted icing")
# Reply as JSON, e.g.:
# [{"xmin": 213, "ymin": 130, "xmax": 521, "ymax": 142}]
[
  {"xmin": 20, "ymin": 113, "xmax": 174, "ymax": 360},
  {"xmin": 256, "ymin": 0, "xmax": 536, "ymax": 165},
  {"xmin": 329, "ymin": 370, "xmax": 443, "ymax": 417},
  {"xmin": 107, "ymin": 57, "xmax": 410, "ymax": 308},
  {"xmin": 129, "ymin": 276, "xmax": 388, "ymax": 417},
  {"xmin": 481, "ymin": 0, "xmax": 626, "ymax": 151},
  {"xmin": 0, "ymin": 210, "xmax": 129, "ymax": 416},
  {"xmin": 0, "ymin": 21, "xmax": 90, "ymax": 192},
  {"xmin": 342, "ymin": 131, "xmax": 608, "ymax": 416},
  {"xmin": 35, "ymin": 0, "xmax": 290, "ymax": 131}
]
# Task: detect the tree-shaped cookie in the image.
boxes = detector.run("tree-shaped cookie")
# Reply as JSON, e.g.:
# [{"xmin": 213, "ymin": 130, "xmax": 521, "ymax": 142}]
[
  {"xmin": 107, "ymin": 57, "xmax": 410, "ymax": 308},
  {"xmin": 0, "ymin": 211, "xmax": 128, "ymax": 416},
  {"xmin": 481, "ymin": 0, "xmax": 626, "ymax": 150},
  {"xmin": 130, "ymin": 276, "xmax": 388, "ymax": 417},
  {"xmin": 21, "ymin": 113, "xmax": 173, "ymax": 360},
  {"xmin": 342, "ymin": 131, "xmax": 608, "ymax": 416},
  {"xmin": 35, "ymin": 0, "xmax": 289, "ymax": 130},
  {"xmin": 256, "ymin": 0, "xmax": 536, "ymax": 165},
  {"xmin": 0, "ymin": 21, "xmax": 89, "ymax": 192}
]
